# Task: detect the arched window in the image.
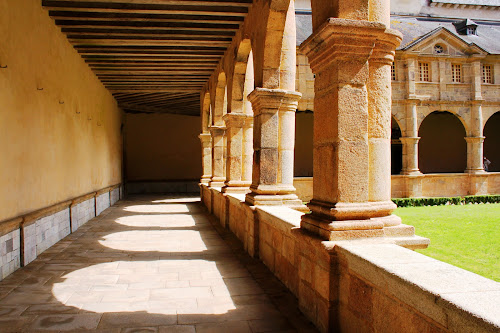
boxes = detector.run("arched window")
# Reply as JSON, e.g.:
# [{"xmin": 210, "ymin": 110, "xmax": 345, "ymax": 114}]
[
  {"xmin": 418, "ymin": 111, "xmax": 466, "ymax": 173},
  {"xmin": 484, "ymin": 112, "xmax": 500, "ymax": 172}
]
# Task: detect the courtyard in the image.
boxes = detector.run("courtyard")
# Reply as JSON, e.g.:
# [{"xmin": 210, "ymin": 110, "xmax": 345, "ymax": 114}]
[{"xmin": 397, "ymin": 203, "xmax": 500, "ymax": 282}]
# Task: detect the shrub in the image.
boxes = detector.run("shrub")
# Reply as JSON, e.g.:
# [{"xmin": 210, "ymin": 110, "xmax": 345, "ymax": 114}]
[{"xmin": 392, "ymin": 195, "xmax": 500, "ymax": 207}]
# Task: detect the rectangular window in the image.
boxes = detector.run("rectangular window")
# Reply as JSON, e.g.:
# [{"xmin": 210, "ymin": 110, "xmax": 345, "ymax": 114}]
[
  {"xmin": 482, "ymin": 64, "xmax": 493, "ymax": 84},
  {"xmin": 452, "ymin": 64, "xmax": 462, "ymax": 83},
  {"xmin": 419, "ymin": 62, "xmax": 430, "ymax": 82},
  {"xmin": 391, "ymin": 62, "xmax": 396, "ymax": 81}
]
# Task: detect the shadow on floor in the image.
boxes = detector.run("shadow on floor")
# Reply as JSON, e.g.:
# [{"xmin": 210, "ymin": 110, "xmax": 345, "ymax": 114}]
[{"xmin": 0, "ymin": 194, "xmax": 318, "ymax": 333}]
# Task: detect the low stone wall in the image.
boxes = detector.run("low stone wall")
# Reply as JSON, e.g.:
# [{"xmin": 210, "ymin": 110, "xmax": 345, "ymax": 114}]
[
  {"xmin": 294, "ymin": 177, "xmax": 314, "ymax": 202},
  {"xmin": 335, "ymin": 244, "xmax": 500, "ymax": 332},
  {"xmin": 0, "ymin": 184, "xmax": 122, "ymax": 281},
  {"xmin": 294, "ymin": 174, "xmax": 500, "ymax": 201},
  {"xmin": 201, "ymin": 186, "xmax": 500, "ymax": 332}
]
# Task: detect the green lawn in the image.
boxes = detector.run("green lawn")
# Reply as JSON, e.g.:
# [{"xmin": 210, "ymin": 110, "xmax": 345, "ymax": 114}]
[{"xmin": 396, "ymin": 204, "xmax": 500, "ymax": 282}]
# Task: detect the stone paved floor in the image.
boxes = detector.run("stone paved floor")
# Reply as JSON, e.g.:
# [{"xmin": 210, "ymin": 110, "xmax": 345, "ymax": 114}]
[{"xmin": 0, "ymin": 195, "xmax": 318, "ymax": 333}]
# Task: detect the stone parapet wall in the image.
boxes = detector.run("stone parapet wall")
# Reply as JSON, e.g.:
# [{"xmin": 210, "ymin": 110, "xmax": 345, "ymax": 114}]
[
  {"xmin": 292, "ymin": 174, "xmax": 500, "ymax": 201},
  {"xmin": 0, "ymin": 184, "xmax": 122, "ymax": 281},
  {"xmin": 335, "ymin": 244, "xmax": 500, "ymax": 333},
  {"xmin": 201, "ymin": 187, "xmax": 500, "ymax": 332}
]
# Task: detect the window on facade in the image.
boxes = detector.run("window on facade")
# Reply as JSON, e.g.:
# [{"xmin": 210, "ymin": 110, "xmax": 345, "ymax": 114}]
[
  {"xmin": 482, "ymin": 64, "xmax": 493, "ymax": 84},
  {"xmin": 452, "ymin": 64, "xmax": 462, "ymax": 83},
  {"xmin": 419, "ymin": 62, "xmax": 430, "ymax": 82},
  {"xmin": 391, "ymin": 62, "xmax": 396, "ymax": 81}
]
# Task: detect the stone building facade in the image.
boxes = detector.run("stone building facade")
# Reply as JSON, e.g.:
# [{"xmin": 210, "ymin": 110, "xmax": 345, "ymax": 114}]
[{"xmin": 293, "ymin": 0, "xmax": 500, "ymax": 199}]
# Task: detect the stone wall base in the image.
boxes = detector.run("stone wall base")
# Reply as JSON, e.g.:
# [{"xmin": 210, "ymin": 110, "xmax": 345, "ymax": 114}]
[
  {"xmin": 71, "ymin": 198, "xmax": 95, "ymax": 233},
  {"xmin": 0, "ymin": 184, "xmax": 123, "ymax": 281},
  {"xmin": 200, "ymin": 186, "xmax": 499, "ymax": 332},
  {"xmin": 0, "ymin": 229, "xmax": 21, "ymax": 280}
]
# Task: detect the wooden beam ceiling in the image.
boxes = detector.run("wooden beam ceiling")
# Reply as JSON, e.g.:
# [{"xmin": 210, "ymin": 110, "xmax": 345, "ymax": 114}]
[{"xmin": 43, "ymin": 0, "xmax": 252, "ymax": 116}]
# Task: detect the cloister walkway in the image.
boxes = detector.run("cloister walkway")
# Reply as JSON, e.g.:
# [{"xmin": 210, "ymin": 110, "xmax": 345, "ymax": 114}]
[{"xmin": 0, "ymin": 195, "xmax": 317, "ymax": 332}]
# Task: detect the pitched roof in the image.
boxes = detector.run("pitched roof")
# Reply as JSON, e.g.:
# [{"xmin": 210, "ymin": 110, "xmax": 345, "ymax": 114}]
[
  {"xmin": 391, "ymin": 16, "xmax": 500, "ymax": 54},
  {"xmin": 431, "ymin": 0, "xmax": 500, "ymax": 6},
  {"xmin": 295, "ymin": 12, "xmax": 500, "ymax": 55}
]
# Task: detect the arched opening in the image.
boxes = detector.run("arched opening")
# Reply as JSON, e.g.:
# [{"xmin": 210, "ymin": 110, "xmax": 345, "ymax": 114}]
[
  {"xmin": 202, "ymin": 92, "xmax": 211, "ymax": 133},
  {"xmin": 231, "ymin": 39, "xmax": 254, "ymax": 115},
  {"xmin": 260, "ymin": 0, "xmax": 292, "ymax": 88},
  {"xmin": 484, "ymin": 111, "xmax": 500, "ymax": 172},
  {"xmin": 213, "ymin": 72, "xmax": 227, "ymax": 127},
  {"xmin": 418, "ymin": 111, "xmax": 467, "ymax": 173},
  {"xmin": 391, "ymin": 117, "xmax": 403, "ymax": 175}
]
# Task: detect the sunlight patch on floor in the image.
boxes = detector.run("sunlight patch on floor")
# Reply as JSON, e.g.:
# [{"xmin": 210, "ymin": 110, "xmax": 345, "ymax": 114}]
[{"xmin": 52, "ymin": 260, "xmax": 236, "ymax": 315}]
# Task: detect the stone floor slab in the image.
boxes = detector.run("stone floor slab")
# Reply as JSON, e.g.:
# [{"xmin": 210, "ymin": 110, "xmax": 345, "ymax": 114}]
[{"xmin": 0, "ymin": 195, "xmax": 317, "ymax": 332}]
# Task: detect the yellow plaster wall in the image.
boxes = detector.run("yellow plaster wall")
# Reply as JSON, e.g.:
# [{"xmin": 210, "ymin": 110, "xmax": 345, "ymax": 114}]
[
  {"xmin": 0, "ymin": 1, "xmax": 123, "ymax": 221},
  {"xmin": 125, "ymin": 113, "xmax": 202, "ymax": 181}
]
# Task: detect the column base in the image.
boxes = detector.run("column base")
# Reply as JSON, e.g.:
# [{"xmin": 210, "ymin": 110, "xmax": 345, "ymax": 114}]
[
  {"xmin": 301, "ymin": 212, "xmax": 428, "ymax": 248},
  {"xmin": 306, "ymin": 200, "xmax": 397, "ymax": 221},
  {"xmin": 297, "ymin": 199, "xmax": 427, "ymax": 244},
  {"xmin": 209, "ymin": 177, "xmax": 226, "ymax": 188},
  {"xmin": 222, "ymin": 181, "xmax": 251, "ymax": 194},
  {"xmin": 401, "ymin": 170, "xmax": 422, "ymax": 176},
  {"xmin": 245, "ymin": 192, "xmax": 307, "ymax": 211},
  {"xmin": 465, "ymin": 168, "xmax": 486, "ymax": 174},
  {"xmin": 200, "ymin": 176, "xmax": 211, "ymax": 185}
]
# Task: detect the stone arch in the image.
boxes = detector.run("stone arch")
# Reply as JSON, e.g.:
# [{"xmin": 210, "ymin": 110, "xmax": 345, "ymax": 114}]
[
  {"xmin": 391, "ymin": 117, "xmax": 403, "ymax": 175},
  {"xmin": 418, "ymin": 108, "xmax": 469, "ymax": 137},
  {"xmin": 418, "ymin": 111, "xmax": 467, "ymax": 173},
  {"xmin": 261, "ymin": 0, "xmax": 292, "ymax": 89},
  {"xmin": 483, "ymin": 111, "xmax": 500, "ymax": 172},
  {"xmin": 231, "ymin": 39, "xmax": 254, "ymax": 115},
  {"xmin": 201, "ymin": 92, "xmax": 211, "ymax": 133},
  {"xmin": 213, "ymin": 72, "xmax": 227, "ymax": 126}
]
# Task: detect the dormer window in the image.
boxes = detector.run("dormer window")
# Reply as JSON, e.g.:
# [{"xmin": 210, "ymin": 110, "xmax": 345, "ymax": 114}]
[{"xmin": 453, "ymin": 19, "xmax": 478, "ymax": 36}]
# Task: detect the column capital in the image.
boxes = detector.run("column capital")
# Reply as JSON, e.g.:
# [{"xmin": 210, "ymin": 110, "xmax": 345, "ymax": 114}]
[
  {"xmin": 399, "ymin": 136, "xmax": 420, "ymax": 144},
  {"xmin": 209, "ymin": 126, "xmax": 226, "ymax": 135},
  {"xmin": 300, "ymin": 18, "xmax": 400, "ymax": 73},
  {"xmin": 465, "ymin": 136, "xmax": 485, "ymax": 144},
  {"xmin": 247, "ymin": 88, "xmax": 301, "ymax": 114},
  {"xmin": 370, "ymin": 28, "xmax": 403, "ymax": 65},
  {"xmin": 222, "ymin": 113, "xmax": 252, "ymax": 128},
  {"xmin": 198, "ymin": 133, "xmax": 212, "ymax": 142}
]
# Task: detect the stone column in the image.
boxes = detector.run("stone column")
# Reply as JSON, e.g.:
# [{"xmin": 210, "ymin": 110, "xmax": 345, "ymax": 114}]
[
  {"xmin": 209, "ymin": 126, "xmax": 226, "ymax": 187},
  {"xmin": 466, "ymin": 61, "xmax": 485, "ymax": 174},
  {"xmin": 300, "ymin": 19, "xmax": 403, "ymax": 240},
  {"xmin": 199, "ymin": 133, "xmax": 212, "ymax": 184},
  {"xmin": 400, "ymin": 101, "xmax": 421, "ymax": 175},
  {"xmin": 245, "ymin": 88, "xmax": 304, "ymax": 208},
  {"xmin": 466, "ymin": 136, "xmax": 485, "ymax": 173},
  {"xmin": 368, "ymin": 31, "xmax": 401, "ymax": 207},
  {"xmin": 222, "ymin": 113, "xmax": 253, "ymax": 193},
  {"xmin": 242, "ymin": 116, "xmax": 254, "ymax": 184}
]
